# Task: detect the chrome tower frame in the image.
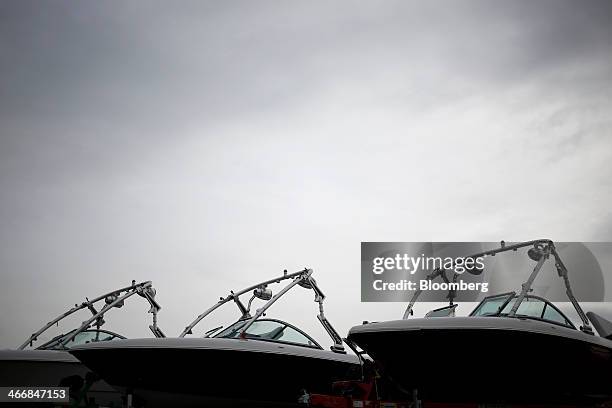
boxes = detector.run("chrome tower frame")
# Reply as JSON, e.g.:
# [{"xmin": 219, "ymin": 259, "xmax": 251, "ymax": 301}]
[
  {"xmin": 401, "ymin": 239, "xmax": 593, "ymax": 334},
  {"xmin": 19, "ymin": 280, "xmax": 162, "ymax": 350},
  {"xmin": 179, "ymin": 268, "xmax": 346, "ymax": 353}
]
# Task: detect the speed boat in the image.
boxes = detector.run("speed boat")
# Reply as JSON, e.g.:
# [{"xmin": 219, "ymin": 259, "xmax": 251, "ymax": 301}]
[
  {"xmin": 69, "ymin": 269, "xmax": 361, "ymax": 407},
  {"xmin": 348, "ymin": 240, "xmax": 612, "ymax": 405},
  {"xmin": 0, "ymin": 280, "xmax": 163, "ymax": 406}
]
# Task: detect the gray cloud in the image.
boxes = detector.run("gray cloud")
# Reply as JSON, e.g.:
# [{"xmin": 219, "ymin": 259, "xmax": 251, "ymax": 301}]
[{"xmin": 1, "ymin": 0, "xmax": 612, "ymax": 347}]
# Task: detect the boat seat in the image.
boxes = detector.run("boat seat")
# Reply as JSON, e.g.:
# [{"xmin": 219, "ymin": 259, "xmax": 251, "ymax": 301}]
[{"xmin": 587, "ymin": 311, "xmax": 612, "ymax": 340}]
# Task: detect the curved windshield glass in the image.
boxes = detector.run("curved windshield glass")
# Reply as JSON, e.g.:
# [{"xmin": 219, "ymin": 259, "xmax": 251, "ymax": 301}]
[
  {"xmin": 471, "ymin": 293, "xmax": 514, "ymax": 317},
  {"xmin": 39, "ymin": 329, "xmax": 125, "ymax": 350},
  {"xmin": 425, "ymin": 304, "xmax": 457, "ymax": 318},
  {"xmin": 500, "ymin": 297, "xmax": 574, "ymax": 327},
  {"xmin": 500, "ymin": 298, "xmax": 544, "ymax": 317},
  {"xmin": 471, "ymin": 294, "xmax": 574, "ymax": 328},
  {"xmin": 215, "ymin": 319, "xmax": 321, "ymax": 348}
]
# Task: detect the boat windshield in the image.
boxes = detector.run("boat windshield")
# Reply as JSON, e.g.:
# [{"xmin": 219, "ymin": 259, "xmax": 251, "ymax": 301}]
[
  {"xmin": 471, "ymin": 293, "xmax": 515, "ymax": 317},
  {"xmin": 425, "ymin": 304, "xmax": 458, "ymax": 318},
  {"xmin": 38, "ymin": 329, "xmax": 126, "ymax": 350},
  {"xmin": 214, "ymin": 319, "xmax": 322, "ymax": 349},
  {"xmin": 471, "ymin": 294, "xmax": 575, "ymax": 329}
]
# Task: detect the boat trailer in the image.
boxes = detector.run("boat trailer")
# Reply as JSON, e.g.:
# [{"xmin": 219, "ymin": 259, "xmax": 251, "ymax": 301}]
[{"xmin": 303, "ymin": 377, "xmax": 609, "ymax": 408}]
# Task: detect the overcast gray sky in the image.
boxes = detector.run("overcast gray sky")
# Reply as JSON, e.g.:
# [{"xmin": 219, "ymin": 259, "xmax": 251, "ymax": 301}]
[{"xmin": 1, "ymin": 1, "xmax": 612, "ymax": 348}]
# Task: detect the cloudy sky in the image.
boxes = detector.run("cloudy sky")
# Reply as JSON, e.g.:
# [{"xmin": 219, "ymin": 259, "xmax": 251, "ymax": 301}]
[{"xmin": 1, "ymin": 1, "xmax": 612, "ymax": 348}]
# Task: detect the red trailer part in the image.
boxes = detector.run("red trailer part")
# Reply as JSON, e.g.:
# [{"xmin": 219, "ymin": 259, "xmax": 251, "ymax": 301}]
[
  {"xmin": 308, "ymin": 394, "xmax": 407, "ymax": 408},
  {"xmin": 306, "ymin": 380, "xmax": 606, "ymax": 408},
  {"xmin": 309, "ymin": 397, "xmax": 601, "ymax": 408}
]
